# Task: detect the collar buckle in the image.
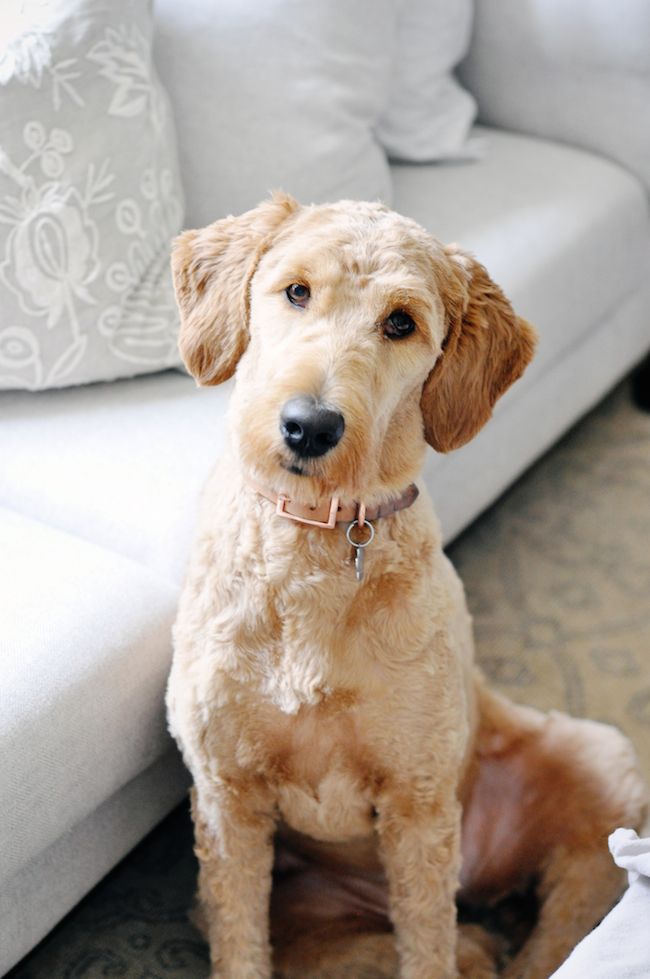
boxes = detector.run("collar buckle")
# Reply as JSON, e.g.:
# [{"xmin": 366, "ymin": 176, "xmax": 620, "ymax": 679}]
[{"xmin": 275, "ymin": 494, "xmax": 340, "ymax": 529}]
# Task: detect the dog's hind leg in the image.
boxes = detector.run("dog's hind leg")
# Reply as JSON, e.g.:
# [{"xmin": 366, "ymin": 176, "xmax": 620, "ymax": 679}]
[
  {"xmin": 270, "ymin": 859, "xmax": 395, "ymax": 979},
  {"xmin": 501, "ymin": 846, "xmax": 623, "ymax": 979},
  {"xmin": 272, "ymin": 920, "xmax": 497, "ymax": 979},
  {"xmin": 269, "ymin": 848, "xmax": 498, "ymax": 979},
  {"xmin": 466, "ymin": 684, "xmax": 648, "ymax": 979},
  {"xmin": 274, "ymin": 930, "xmax": 397, "ymax": 979}
]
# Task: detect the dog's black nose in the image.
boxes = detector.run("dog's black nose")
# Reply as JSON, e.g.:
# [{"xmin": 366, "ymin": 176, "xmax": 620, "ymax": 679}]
[{"xmin": 280, "ymin": 396, "xmax": 345, "ymax": 458}]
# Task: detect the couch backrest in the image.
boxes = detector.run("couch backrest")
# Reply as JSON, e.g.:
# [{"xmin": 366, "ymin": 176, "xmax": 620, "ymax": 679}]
[{"xmin": 460, "ymin": 0, "xmax": 650, "ymax": 195}]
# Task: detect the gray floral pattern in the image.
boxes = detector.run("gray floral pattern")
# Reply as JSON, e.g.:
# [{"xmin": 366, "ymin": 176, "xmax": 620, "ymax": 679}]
[
  {"xmin": 6, "ymin": 380, "xmax": 650, "ymax": 977},
  {"xmin": 0, "ymin": 0, "xmax": 184, "ymax": 390}
]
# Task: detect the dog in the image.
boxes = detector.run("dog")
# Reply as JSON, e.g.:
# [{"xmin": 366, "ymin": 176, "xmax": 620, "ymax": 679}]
[{"xmin": 167, "ymin": 193, "xmax": 647, "ymax": 979}]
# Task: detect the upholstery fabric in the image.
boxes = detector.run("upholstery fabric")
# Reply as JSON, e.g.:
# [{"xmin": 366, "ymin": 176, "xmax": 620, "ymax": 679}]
[
  {"xmin": 459, "ymin": 0, "xmax": 650, "ymax": 194},
  {"xmin": 0, "ymin": 508, "xmax": 179, "ymax": 891},
  {"xmin": 392, "ymin": 128, "xmax": 650, "ymax": 388},
  {"xmin": 152, "ymin": 0, "xmax": 394, "ymax": 226},
  {"xmin": 376, "ymin": 0, "xmax": 479, "ymax": 162},
  {"xmin": 0, "ymin": 0, "xmax": 184, "ymax": 390},
  {"xmin": 0, "ymin": 371, "xmax": 230, "ymax": 582}
]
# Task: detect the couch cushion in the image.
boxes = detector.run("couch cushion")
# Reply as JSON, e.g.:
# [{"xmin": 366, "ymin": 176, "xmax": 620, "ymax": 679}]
[
  {"xmin": 0, "ymin": 508, "xmax": 179, "ymax": 889},
  {"xmin": 0, "ymin": 370, "xmax": 228, "ymax": 583},
  {"xmin": 392, "ymin": 126, "xmax": 650, "ymax": 387},
  {"xmin": 375, "ymin": 0, "xmax": 478, "ymax": 163},
  {"xmin": 459, "ymin": 0, "xmax": 650, "ymax": 195},
  {"xmin": 0, "ymin": 749, "xmax": 189, "ymax": 976},
  {"xmin": 152, "ymin": 0, "xmax": 394, "ymax": 225}
]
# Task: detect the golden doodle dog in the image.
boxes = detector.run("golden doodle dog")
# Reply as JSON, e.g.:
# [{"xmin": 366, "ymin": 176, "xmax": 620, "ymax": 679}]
[{"xmin": 167, "ymin": 193, "xmax": 647, "ymax": 979}]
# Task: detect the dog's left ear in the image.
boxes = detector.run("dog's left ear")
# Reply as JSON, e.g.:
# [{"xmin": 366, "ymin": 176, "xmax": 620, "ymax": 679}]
[
  {"xmin": 421, "ymin": 247, "xmax": 537, "ymax": 452},
  {"xmin": 172, "ymin": 191, "xmax": 300, "ymax": 385}
]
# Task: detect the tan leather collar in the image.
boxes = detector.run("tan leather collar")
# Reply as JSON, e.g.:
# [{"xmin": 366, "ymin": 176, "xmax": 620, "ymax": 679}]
[{"xmin": 251, "ymin": 481, "xmax": 419, "ymax": 529}]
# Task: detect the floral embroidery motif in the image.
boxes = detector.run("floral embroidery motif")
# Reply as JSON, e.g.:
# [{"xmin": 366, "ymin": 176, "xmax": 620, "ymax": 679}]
[
  {"xmin": 0, "ymin": 3, "xmax": 184, "ymax": 390},
  {"xmin": 1, "ymin": 127, "xmax": 100, "ymax": 326},
  {"xmin": 87, "ymin": 25, "xmax": 165, "ymax": 131},
  {"xmin": 0, "ymin": 7, "xmax": 84, "ymax": 107},
  {"xmin": 0, "ymin": 325, "xmax": 42, "ymax": 388}
]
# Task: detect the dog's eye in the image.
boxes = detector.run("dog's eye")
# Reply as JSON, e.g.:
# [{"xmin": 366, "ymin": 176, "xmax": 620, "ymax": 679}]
[
  {"xmin": 384, "ymin": 309, "xmax": 415, "ymax": 339},
  {"xmin": 286, "ymin": 283, "xmax": 310, "ymax": 307}
]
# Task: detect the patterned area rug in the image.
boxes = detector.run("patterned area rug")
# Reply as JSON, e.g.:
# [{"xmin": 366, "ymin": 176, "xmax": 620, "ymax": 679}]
[{"xmin": 8, "ymin": 380, "xmax": 650, "ymax": 979}]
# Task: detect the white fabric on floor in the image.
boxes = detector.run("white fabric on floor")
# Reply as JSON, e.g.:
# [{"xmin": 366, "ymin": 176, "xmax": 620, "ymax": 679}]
[{"xmin": 551, "ymin": 830, "xmax": 650, "ymax": 978}]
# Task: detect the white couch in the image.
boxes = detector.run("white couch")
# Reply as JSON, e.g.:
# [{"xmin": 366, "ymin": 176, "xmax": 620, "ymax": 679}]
[{"xmin": 1, "ymin": 1, "xmax": 650, "ymax": 972}]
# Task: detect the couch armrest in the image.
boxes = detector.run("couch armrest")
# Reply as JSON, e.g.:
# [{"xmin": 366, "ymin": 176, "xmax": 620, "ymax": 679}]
[{"xmin": 459, "ymin": 0, "xmax": 650, "ymax": 192}]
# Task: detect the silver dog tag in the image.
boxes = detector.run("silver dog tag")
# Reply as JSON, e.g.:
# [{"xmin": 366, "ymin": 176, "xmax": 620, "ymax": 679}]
[
  {"xmin": 346, "ymin": 519, "xmax": 375, "ymax": 583},
  {"xmin": 354, "ymin": 545, "xmax": 365, "ymax": 582}
]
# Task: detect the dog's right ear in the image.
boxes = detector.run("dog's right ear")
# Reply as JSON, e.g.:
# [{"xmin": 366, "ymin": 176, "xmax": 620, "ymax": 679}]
[{"xmin": 171, "ymin": 192, "xmax": 299, "ymax": 385}]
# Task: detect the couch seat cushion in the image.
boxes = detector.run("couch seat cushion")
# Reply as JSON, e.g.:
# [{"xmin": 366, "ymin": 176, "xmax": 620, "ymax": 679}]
[
  {"xmin": 0, "ymin": 370, "xmax": 229, "ymax": 582},
  {"xmin": 0, "ymin": 509, "xmax": 180, "ymax": 887},
  {"xmin": 392, "ymin": 126, "xmax": 650, "ymax": 387}
]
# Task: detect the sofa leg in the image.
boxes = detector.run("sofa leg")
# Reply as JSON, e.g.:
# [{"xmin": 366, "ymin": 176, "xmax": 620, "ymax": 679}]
[{"xmin": 631, "ymin": 353, "xmax": 650, "ymax": 411}]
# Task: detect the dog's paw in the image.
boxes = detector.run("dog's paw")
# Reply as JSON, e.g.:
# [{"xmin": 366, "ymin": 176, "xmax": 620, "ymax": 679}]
[{"xmin": 457, "ymin": 924, "xmax": 500, "ymax": 979}]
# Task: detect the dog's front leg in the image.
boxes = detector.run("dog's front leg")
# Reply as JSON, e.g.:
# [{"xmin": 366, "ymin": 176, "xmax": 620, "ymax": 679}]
[
  {"xmin": 376, "ymin": 776, "xmax": 461, "ymax": 979},
  {"xmin": 191, "ymin": 779, "xmax": 276, "ymax": 979}
]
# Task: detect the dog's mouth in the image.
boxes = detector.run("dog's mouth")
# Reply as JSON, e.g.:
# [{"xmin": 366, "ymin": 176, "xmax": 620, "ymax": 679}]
[
  {"xmin": 281, "ymin": 461, "xmax": 308, "ymax": 477},
  {"xmin": 275, "ymin": 452, "xmax": 336, "ymax": 489},
  {"xmin": 257, "ymin": 430, "xmax": 364, "ymax": 499}
]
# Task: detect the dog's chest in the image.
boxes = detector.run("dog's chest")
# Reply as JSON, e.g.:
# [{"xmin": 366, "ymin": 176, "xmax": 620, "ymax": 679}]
[
  {"xmin": 259, "ymin": 699, "xmax": 377, "ymax": 842},
  {"xmin": 276, "ymin": 769, "xmax": 375, "ymax": 842}
]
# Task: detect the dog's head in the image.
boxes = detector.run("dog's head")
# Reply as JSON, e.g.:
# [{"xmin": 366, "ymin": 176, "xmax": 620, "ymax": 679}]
[{"xmin": 172, "ymin": 193, "xmax": 536, "ymax": 501}]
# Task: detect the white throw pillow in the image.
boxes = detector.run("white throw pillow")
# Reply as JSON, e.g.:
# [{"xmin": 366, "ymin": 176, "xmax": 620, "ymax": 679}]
[
  {"xmin": 376, "ymin": 0, "xmax": 480, "ymax": 162},
  {"xmin": 153, "ymin": 0, "xmax": 395, "ymax": 227},
  {"xmin": 0, "ymin": 0, "xmax": 184, "ymax": 390}
]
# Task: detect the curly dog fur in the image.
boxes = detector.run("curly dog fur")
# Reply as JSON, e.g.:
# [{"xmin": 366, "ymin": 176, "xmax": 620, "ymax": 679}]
[{"xmin": 167, "ymin": 194, "xmax": 647, "ymax": 979}]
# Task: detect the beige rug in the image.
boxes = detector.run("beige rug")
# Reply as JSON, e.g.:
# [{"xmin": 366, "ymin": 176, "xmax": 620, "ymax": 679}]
[
  {"xmin": 451, "ymin": 381, "xmax": 650, "ymax": 786},
  {"xmin": 8, "ymin": 380, "xmax": 650, "ymax": 979}
]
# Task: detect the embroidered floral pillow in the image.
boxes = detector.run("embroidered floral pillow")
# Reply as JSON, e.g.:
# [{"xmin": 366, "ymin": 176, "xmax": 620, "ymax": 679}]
[{"xmin": 0, "ymin": 0, "xmax": 184, "ymax": 389}]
